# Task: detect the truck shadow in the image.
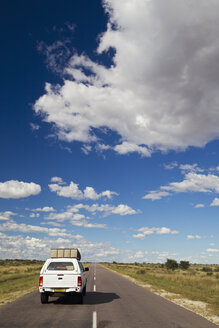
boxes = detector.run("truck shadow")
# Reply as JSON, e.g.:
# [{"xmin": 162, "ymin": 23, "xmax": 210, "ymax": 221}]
[{"xmin": 50, "ymin": 292, "xmax": 120, "ymax": 305}]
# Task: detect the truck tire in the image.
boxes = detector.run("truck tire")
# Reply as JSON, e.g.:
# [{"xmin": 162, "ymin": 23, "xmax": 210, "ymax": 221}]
[
  {"xmin": 78, "ymin": 293, "xmax": 83, "ymax": 304},
  {"xmin": 83, "ymin": 285, "xmax": 86, "ymax": 296},
  {"xmin": 41, "ymin": 293, "xmax": 49, "ymax": 304}
]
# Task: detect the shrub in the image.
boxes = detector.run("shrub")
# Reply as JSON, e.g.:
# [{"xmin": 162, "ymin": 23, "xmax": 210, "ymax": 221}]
[
  {"xmin": 207, "ymin": 272, "xmax": 213, "ymax": 276},
  {"xmin": 202, "ymin": 266, "xmax": 213, "ymax": 272},
  {"xmin": 165, "ymin": 259, "xmax": 178, "ymax": 271},
  {"xmin": 179, "ymin": 261, "xmax": 190, "ymax": 270}
]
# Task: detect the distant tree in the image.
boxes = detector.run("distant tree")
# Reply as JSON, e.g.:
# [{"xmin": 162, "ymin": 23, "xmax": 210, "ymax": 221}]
[
  {"xmin": 165, "ymin": 258, "xmax": 178, "ymax": 270},
  {"xmin": 179, "ymin": 261, "xmax": 190, "ymax": 270}
]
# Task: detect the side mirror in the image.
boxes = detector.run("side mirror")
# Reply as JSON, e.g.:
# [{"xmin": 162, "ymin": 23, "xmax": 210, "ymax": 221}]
[{"xmin": 84, "ymin": 267, "xmax": 89, "ymax": 271}]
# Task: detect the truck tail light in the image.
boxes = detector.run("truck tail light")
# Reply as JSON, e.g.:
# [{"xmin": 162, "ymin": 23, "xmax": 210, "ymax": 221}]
[
  {"xmin": 39, "ymin": 276, "xmax": 43, "ymax": 287},
  {"xmin": 78, "ymin": 276, "xmax": 82, "ymax": 287}
]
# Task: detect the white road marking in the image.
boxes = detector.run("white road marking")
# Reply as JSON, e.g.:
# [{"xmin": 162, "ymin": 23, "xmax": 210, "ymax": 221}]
[
  {"xmin": 94, "ymin": 276, "xmax": 96, "ymax": 280},
  {"xmin": 93, "ymin": 284, "xmax": 96, "ymax": 292},
  {"xmin": 92, "ymin": 311, "xmax": 97, "ymax": 328}
]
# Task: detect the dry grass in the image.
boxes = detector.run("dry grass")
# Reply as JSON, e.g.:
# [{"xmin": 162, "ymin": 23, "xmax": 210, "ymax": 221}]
[{"xmin": 0, "ymin": 259, "xmax": 43, "ymax": 305}]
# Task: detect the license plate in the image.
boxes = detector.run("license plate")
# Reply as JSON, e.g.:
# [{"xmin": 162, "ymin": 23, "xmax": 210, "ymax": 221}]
[{"xmin": 54, "ymin": 288, "xmax": 66, "ymax": 292}]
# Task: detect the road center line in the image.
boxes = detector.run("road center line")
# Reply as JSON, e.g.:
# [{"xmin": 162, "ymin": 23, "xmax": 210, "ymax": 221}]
[
  {"xmin": 94, "ymin": 276, "xmax": 96, "ymax": 280},
  {"xmin": 92, "ymin": 311, "xmax": 97, "ymax": 328},
  {"xmin": 93, "ymin": 284, "xmax": 96, "ymax": 292}
]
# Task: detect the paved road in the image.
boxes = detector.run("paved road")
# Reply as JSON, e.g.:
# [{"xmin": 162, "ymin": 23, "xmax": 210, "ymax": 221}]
[{"xmin": 0, "ymin": 264, "xmax": 217, "ymax": 328}]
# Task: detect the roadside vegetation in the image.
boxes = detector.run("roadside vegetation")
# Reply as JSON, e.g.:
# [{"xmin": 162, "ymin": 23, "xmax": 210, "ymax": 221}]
[
  {"xmin": 0, "ymin": 259, "xmax": 90, "ymax": 305},
  {"xmin": 101, "ymin": 261, "xmax": 219, "ymax": 317},
  {"xmin": 0, "ymin": 259, "xmax": 44, "ymax": 305}
]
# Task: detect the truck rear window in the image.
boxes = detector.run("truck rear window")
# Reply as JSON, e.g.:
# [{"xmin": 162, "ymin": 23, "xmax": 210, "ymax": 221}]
[{"xmin": 47, "ymin": 262, "xmax": 74, "ymax": 271}]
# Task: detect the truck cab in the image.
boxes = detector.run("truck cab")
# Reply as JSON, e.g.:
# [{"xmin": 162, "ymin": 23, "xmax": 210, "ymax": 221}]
[{"xmin": 39, "ymin": 258, "xmax": 89, "ymax": 304}]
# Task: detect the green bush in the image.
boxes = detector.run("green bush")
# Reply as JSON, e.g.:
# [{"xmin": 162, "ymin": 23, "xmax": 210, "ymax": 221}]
[
  {"xmin": 179, "ymin": 261, "xmax": 190, "ymax": 270},
  {"xmin": 165, "ymin": 259, "xmax": 178, "ymax": 271}
]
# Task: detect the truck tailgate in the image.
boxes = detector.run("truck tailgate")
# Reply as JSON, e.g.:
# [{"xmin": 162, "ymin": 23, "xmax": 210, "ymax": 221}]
[{"xmin": 43, "ymin": 272, "xmax": 78, "ymax": 288}]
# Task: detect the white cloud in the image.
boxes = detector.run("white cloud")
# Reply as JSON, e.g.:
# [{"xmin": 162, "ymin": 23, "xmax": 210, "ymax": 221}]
[
  {"xmin": 0, "ymin": 231, "xmax": 120, "ymax": 261},
  {"xmin": 143, "ymin": 191, "xmax": 170, "ymax": 201},
  {"xmin": 48, "ymin": 179, "xmax": 118, "ymax": 200},
  {"xmin": 34, "ymin": 0, "xmax": 219, "ymax": 156},
  {"xmin": 0, "ymin": 211, "xmax": 15, "ymax": 221},
  {"xmin": 50, "ymin": 176, "xmax": 65, "ymax": 184},
  {"xmin": 44, "ymin": 202, "xmax": 138, "ymax": 229},
  {"xmin": 0, "ymin": 180, "xmax": 41, "ymax": 199},
  {"xmin": 206, "ymin": 248, "xmax": 219, "ymax": 253},
  {"xmin": 49, "ymin": 181, "xmax": 83, "ymax": 199},
  {"xmin": 111, "ymin": 204, "xmax": 138, "ymax": 216},
  {"xmin": 133, "ymin": 226, "xmax": 179, "ymax": 240},
  {"xmin": 0, "ymin": 219, "xmax": 71, "ymax": 237},
  {"xmin": 144, "ymin": 172, "xmax": 219, "ymax": 200},
  {"xmin": 81, "ymin": 144, "xmax": 92, "ymax": 155},
  {"xmin": 210, "ymin": 197, "xmax": 219, "ymax": 206},
  {"xmin": 30, "ymin": 213, "xmax": 40, "ymax": 218},
  {"xmin": 33, "ymin": 206, "xmax": 55, "ymax": 212},
  {"xmin": 194, "ymin": 203, "xmax": 205, "ymax": 208},
  {"xmin": 179, "ymin": 164, "xmax": 204, "ymax": 173},
  {"xmin": 163, "ymin": 173, "xmax": 219, "ymax": 193},
  {"xmin": 67, "ymin": 203, "xmax": 138, "ymax": 217},
  {"xmin": 187, "ymin": 235, "xmax": 202, "ymax": 240},
  {"xmin": 95, "ymin": 143, "xmax": 111, "ymax": 152},
  {"xmin": 114, "ymin": 142, "xmax": 151, "ymax": 157},
  {"xmin": 164, "ymin": 162, "xmax": 178, "ymax": 170}
]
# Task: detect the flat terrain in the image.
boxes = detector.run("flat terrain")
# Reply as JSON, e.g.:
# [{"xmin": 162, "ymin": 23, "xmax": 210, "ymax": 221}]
[{"xmin": 0, "ymin": 264, "xmax": 217, "ymax": 328}]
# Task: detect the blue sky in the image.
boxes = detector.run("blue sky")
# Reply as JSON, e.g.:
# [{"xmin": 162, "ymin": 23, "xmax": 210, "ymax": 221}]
[{"xmin": 1, "ymin": 0, "xmax": 219, "ymax": 263}]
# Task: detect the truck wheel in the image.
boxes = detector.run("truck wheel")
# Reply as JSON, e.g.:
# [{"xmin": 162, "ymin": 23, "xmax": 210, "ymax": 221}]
[
  {"xmin": 41, "ymin": 293, "xmax": 49, "ymax": 304},
  {"xmin": 78, "ymin": 294, "xmax": 83, "ymax": 304},
  {"xmin": 83, "ymin": 285, "xmax": 86, "ymax": 296}
]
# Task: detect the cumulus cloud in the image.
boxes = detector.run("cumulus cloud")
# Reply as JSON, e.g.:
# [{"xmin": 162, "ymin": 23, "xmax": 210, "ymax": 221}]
[
  {"xmin": 144, "ymin": 172, "xmax": 219, "ymax": 200},
  {"xmin": 210, "ymin": 197, "xmax": 219, "ymax": 206},
  {"xmin": 48, "ymin": 179, "xmax": 118, "ymax": 200},
  {"xmin": 133, "ymin": 226, "xmax": 179, "ymax": 240},
  {"xmin": 34, "ymin": 0, "xmax": 219, "ymax": 156},
  {"xmin": 114, "ymin": 142, "xmax": 151, "ymax": 157},
  {"xmin": 0, "ymin": 180, "xmax": 41, "ymax": 199}
]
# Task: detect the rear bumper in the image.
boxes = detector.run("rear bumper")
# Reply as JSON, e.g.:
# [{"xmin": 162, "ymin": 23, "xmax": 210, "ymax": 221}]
[{"xmin": 39, "ymin": 286, "xmax": 83, "ymax": 295}]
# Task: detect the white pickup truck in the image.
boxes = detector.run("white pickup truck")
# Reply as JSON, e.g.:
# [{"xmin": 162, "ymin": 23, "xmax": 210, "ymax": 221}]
[{"xmin": 39, "ymin": 258, "xmax": 89, "ymax": 304}]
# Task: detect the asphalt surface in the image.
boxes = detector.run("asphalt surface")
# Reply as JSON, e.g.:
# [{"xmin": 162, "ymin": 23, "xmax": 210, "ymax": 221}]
[{"xmin": 0, "ymin": 264, "xmax": 217, "ymax": 328}]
